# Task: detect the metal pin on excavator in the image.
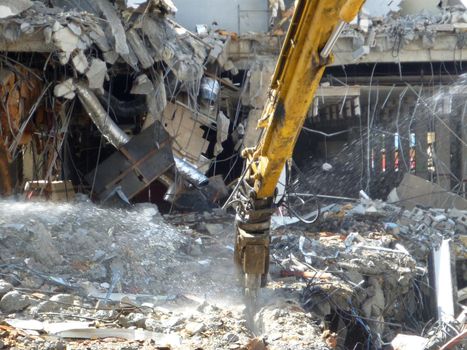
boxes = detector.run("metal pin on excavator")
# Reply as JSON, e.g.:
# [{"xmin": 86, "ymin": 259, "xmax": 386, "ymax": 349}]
[{"xmin": 229, "ymin": 0, "xmax": 366, "ymax": 300}]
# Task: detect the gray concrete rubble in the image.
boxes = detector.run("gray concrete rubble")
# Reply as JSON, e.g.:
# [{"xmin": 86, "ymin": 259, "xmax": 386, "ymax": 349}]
[
  {"xmin": 0, "ymin": 194, "xmax": 465, "ymax": 349},
  {"xmin": 0, "ymin": 0, "xmax": 33, "ymax": 19}
]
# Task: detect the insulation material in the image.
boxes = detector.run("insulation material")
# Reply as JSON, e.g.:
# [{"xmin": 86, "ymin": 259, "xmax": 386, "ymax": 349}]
[{"xmin": 162, "ymin": 102, "xmax": 209, "ymax": 165}]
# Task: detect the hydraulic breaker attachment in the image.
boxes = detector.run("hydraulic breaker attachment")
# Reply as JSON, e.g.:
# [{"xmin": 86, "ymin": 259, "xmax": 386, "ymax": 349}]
[{"xmin": 234, "ymin": 197, "xmax": 273, "ymax": 296}]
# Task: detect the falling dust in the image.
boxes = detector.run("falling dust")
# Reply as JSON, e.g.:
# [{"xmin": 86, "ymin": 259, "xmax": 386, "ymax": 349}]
[
  {"xmin": 0, "ymin": 195, "xmax": 329, "ymax": 349},
  {"xmin": 297, "ymin": 74, "xmax": 467, "ymax": 201}
]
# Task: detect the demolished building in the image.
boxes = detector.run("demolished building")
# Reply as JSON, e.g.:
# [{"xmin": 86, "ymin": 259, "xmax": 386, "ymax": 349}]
[
  {"xmin": 0, "ymin": 0, "xmax": 466, "ymax": 349},
  {"xmin": 1, "ymin": 0, "xmax": 466, "ymax": 209}
]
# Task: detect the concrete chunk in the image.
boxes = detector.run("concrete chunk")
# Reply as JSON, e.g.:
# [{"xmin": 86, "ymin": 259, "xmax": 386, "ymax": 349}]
[
  {"xmin": 95, "ymin": 0, "xmax": 129, "ymax": 56},
  {"xmin": 54, "ymin": 79, "xmax": 76, "ymax": 100},
  {"xmin": 0, "ymin": 280, "xmax": 13, "ymax": 298},
  {"xmin": 127, "ymin": 29, "xmax": 154, "ymax": 69},
  {"xmin": 0, "ymin": 291, "xmax": 30, "ymax": 313},
  {"xmin": 0, "ymin": 0, "xmax": 33, "ymax": 19},
  {"xmin": 72, "ymin": 50, "xmax": 89, "ymax": 74},
  {"xmin": 86, "ymin": 59, "xmax": 107, "ymax": 91},
  {"xmin": 53, "ymin": 27, "xmax": 79, "ymax": 53}
]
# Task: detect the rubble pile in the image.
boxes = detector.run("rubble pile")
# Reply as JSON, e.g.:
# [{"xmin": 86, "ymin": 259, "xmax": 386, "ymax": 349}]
[
  {"xmin": 0, "ymin": 198, "xmax": 331, "ymax": 349},
  {"xmin": 0, "ymin": 195, "xmax": 465, "ymax": 349},
  {"xmin": 270, "ymin": 198, "xmax": 467, "ymax": 348}
]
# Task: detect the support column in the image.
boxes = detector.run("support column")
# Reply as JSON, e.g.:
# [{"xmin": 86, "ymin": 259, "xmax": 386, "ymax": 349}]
[
  {"xmin": 462, "ymin": 107, "xmax": 467, "ymax": 198},
  {"xmin": 435, "ymin": 107, "xmax": 452, "ymax": 190},
  {"xmin": 414, "ymin": 115, "xmax": 429, "ymax": 180}
]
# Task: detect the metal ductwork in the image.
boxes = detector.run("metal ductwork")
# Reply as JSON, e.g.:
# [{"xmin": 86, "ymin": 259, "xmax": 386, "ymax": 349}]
[
  {"xmin": 76, "ymin": 81, "xmax": 208, "ymax": 192},
  {"xmin": 75, "ymin": 82, "xmax": 130, "ymax": 148}
]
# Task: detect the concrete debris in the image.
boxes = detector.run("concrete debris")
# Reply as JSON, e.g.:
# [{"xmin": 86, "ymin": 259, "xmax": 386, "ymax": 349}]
[
  {"xmin": 363, "ymin": 0, "xmax": 403, "ymax": 17},
  {"xmin": 126, "ymin": 28, "xmax": 155, "ymax": 69},
  {"xmin": 71, "ymin": 50, "xmax": 89, "ymax": 74},
  {"xmin": 0, "ymin": 192, "xmax": 464, "ymax": 349},
  {"xmin": 94, "ymin": 0, "xmax": 129, "ymax": 56},
  {"xmin": 0, "ymin": 1, "xmax": 466, "ymax": 349},
  {"xmin": 0, "ymin": 280, "xmax": 13, "ymax": 297},
  {"xmin": 85, "ymin": 58, "xmax": 107, "ymax": 91},
  {"xmin": 151, "ymin": 0, "xmax": 178, "ymax": 15},
  {"xmin": 0, "ymin": 0, "xmax": 33, "ymax": 19},
  {"xmin": 0, "ymin": 291, "xmax": 31, "ymax": 313},
  {"xmin": 52, "ymin": 27, "xmax": 80, "ymax": 55},
  {"xmin": 388, "ymin": 173, "xmax": 467, "ymax": 210},
  {"xmin": 391, "ymin": 334, "xmax": 429, "ymax": 350}
]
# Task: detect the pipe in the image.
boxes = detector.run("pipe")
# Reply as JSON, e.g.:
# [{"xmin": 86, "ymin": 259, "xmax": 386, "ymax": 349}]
[
  {"xmin": 174, "ymin": 157, "xmax": 208, "ymax": 187},
  {"xmin": 320, "ymin": 21, "xmax": 346, "ymax": 59},
  {"xmin": 76, "ymin": 81, "xmax": 208, "ymax": 188},
  {"xmin": 97, "ymin": 93, "xmax": 147, "ymax": 120},
  {"xmin": 75, "ymin": 82, "xmax": 130, "ymax": 148}
]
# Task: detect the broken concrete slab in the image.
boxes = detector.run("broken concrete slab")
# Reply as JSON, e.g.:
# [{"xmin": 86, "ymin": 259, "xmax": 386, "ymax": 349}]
[
  {"xmin": 391, "ymin": 334, "xmax": 429, "ymax": 350},
  {"xmin": 0, "ymin": 291, "xmax": 30, "ymax": 313},
  {"xmin": 53, "ymin": 27, "xmax": 80, "ymax": 54},
  {"xmin": 131, "ymin": 72, "xmax": 167, "ymax": 121},
  {"xmin": 71, "ymin": 50, "xmax": 89, "ymax": 74},
  {"xmin": 94, "ymin": 0, "xmax": 129, "ymax": 56},
  {"xmin": 388, "ymin": 174, "xmax": 467, "ymax": 210},
  {"xmin": 85, "ymin": 58, "xmax": 107, "ymax": 91},
  {"xmin": 127, "ymin": 29, "xmax": 155, "ymax": 69},
  {"xmin": 151, "ymin": 0, "xmax": 178, "ymax": 15},
  {"xmin": 0, "ymin": 0, "xmax": 33, "ymax": 19}
]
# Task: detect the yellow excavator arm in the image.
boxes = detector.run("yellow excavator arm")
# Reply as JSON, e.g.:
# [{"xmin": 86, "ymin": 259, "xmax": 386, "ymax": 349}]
[{"xmin": 232, "ymin": 0, "xmax": 365, "ymax": 295}]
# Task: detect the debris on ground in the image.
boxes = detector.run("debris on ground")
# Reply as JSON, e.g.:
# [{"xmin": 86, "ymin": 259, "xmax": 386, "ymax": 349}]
[{"xmin": 0, "ymin": 195, "xmax": 465, "ymax": 349}]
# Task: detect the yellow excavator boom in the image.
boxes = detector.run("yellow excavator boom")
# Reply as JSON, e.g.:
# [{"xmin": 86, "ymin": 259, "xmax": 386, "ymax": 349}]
[{"xmin": 233, "ymin": 0, "xmax": 365, "ymax": 295}]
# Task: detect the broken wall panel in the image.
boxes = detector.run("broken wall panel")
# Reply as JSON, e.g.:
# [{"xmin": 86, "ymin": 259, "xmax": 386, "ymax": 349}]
[
  {"xmin": 162, "ymin": 102, "xmax": 211, "ymax": 167},
  {"xmin": 390, "ymin": 173, "xmax": 467, "ymax": 210},
  {"xmin": 173, "ymin": 0, "xmax": 269, "ymax": 34}
]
